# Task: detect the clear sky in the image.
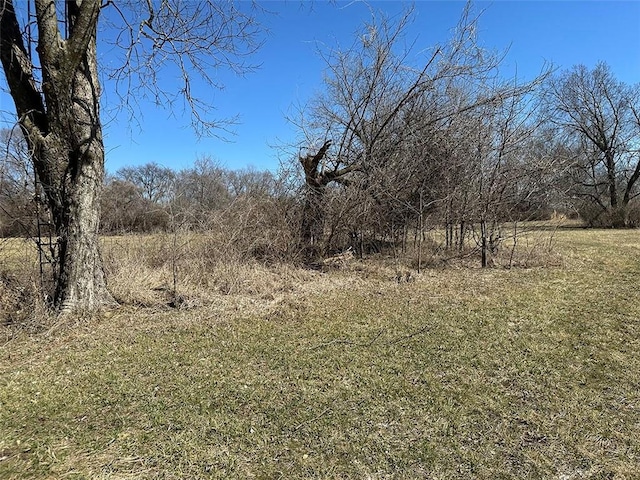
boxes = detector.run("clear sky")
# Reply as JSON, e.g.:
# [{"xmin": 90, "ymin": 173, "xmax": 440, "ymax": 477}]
[{"xmin": 1, "ymin": 1, "xmax": 639, "ymax": 174}]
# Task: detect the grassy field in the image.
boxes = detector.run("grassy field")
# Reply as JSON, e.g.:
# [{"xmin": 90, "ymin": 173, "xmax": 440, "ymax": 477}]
[{"xmin": 1, "ymin": 228, "xmax": 639, "ymax": 478}]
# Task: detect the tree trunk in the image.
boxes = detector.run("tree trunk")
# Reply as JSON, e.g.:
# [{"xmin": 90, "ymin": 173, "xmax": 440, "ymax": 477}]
[
  {"xmin": 55, "ymin": 8, "xmax": 114, "ymax": 311},
  {"xmin": 606, "ymin": 150, "xmax": 618, "ymax": 210},
  {"xmin": 300, "ymin": 185, "xmax": 325, "ymax": 261},
  {"xmin": 298, "ymin": 140, "xmax": 333, "ymax": 262},
  {"xmin": 52, "ymin": 144, "xmax": 113, "ymax": 311},
  {"xmin": 480, "ymin": 218, "xmax": 488, "ymax": 268},
  {"xmin": 417, "ymin": 191, "xmax": 424, "ymax": 273},
  {"xmin": 1, "ymin": 0, "xmax": 115, "ymax": 313},
  {"xmin": 609, "ymin": 205, "xmax": 628, "ymax": 229}
]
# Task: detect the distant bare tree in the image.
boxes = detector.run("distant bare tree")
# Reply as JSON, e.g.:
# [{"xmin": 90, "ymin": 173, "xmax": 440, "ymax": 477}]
[
  {"xmin": 116, "ymin": 162, "xmax": 175, "ymax": 204},
  {"xmin": 462, "ymin": 89, "xmax": 548, "ymax": 266},
  {"xmin": 227, "ymin": 167, "xmax": 278, "ymax": 199},
  {"xmin": 545, "ymin": 62, "xmax": 640, "ymax": 226},
  {"xmin": 171, "ymin": 156, "xmax": 230, "ymax": 224}
]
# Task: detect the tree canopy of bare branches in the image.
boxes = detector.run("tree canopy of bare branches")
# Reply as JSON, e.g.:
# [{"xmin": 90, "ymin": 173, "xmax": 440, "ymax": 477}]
[
  {"xmin": 544, "ymin": 62, "xmax": 640, "ymax": 226},
  {"xmin": 293, "ymin": 3, "xmax": 551, "ymax": 261}
]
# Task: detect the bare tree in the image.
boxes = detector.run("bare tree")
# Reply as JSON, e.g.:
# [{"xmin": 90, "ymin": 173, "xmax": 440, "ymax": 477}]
[
  {"xmin": 227, "ymin": 167, "xmax": 278, "ymax": 199},
  {"xmin": 545, "ymin": 62, "xmax": 640, "ymax": 227},
  {"xmin": 116, "ymin": 162, "xmax": 175, "ymax": 204},
  {"xmin": 293, "ymin": 6, "xmax": 449, "ymax": 259},
  {"xmin": 101, "ymin": 176, "xmax": 171, "ymax": 233},
  {"xmin": 465, "ymin": 90, "xmax": 547, "ymax": 266},
  {"xmin": 170, "ymin": 156, "xmax": 230, "ymax": 226},
  {"xmin": 294, "ymin": 3, "xmax": 550, "ymax": 260},
  {"xmin": 0, "ymin": 0, "xmax": 262, "ymax": 312}
]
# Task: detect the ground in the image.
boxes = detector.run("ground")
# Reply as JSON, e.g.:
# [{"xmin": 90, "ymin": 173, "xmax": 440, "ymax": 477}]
[{"xmin": 0, "ymin": 228, "xmax": 639, "ymax": 478}]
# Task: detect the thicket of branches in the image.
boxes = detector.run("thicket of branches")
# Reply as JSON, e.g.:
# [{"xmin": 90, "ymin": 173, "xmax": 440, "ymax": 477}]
[{"xmin": 285, "ymin": 7, "xmax": 640, "ymax": 267}]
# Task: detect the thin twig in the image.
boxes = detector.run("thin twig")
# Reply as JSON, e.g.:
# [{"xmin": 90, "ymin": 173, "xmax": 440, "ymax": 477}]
[{"xmin": 385, "ymin": 323, "xmax": 431, "ymax": 345}]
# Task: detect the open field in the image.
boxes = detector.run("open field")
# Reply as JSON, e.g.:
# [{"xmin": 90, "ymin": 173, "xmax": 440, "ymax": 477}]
[{"xmin": 1, "ymin": 228, "xmax": 639, "ymax": 478}]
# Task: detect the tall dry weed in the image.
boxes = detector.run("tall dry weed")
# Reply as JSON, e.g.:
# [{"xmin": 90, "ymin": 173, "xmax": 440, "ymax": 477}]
[{"xmin": 102, "ymin": 227, "xmax": 312, "ymax": 311}]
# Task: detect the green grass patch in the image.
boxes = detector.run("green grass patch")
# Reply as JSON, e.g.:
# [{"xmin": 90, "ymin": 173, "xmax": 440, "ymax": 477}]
[{"xmin": 1, "ymin": 229, "xmax": 640, "ymax": 478}]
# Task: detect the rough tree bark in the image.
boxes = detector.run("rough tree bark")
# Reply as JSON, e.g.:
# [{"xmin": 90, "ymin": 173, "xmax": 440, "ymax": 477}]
[
  {"xmin": 299, "ymin": 140, "xmax": 360, "ymax": 261},
  {"xmin": 299, "ymin": 140, "xmax": 332, "ymax": 260},
  {"xmin": 1, "ymin": 0, "xmax": 115, "ymax": 312}
]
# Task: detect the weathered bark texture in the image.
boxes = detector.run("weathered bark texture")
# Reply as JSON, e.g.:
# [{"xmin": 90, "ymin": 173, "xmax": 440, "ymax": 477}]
[
  {"xmin": 1, "ymin": 0, "xmax": 115, "ymax": 312},
  {"xmin": 299, "ymin": 140, "xmax": 332, "ymax": 260},
  {"xmin": 299, "ymin": 140, "xmax": 359, "ymax": 261}
]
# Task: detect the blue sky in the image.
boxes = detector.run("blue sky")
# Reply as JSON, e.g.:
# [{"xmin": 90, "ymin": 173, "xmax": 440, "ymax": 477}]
[{"xmin": 1, "ymin": 1, "xmax": 639, "ymax": 174}]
